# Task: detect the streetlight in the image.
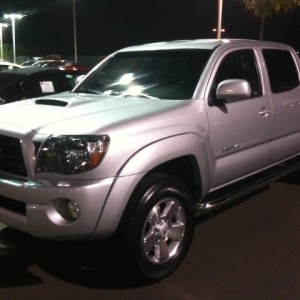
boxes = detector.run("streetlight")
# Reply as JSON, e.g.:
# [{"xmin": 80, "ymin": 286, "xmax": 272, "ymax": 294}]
[
  {"xmin": 0, "ymin": 23, "xmax": 8, "ymax": 61},
  {"xmin": 73, "ymin": 0, "xmax": 78, "ymax": 63},
  {"xmin": 4, "ymin": 13, "xmax": 23, "ymax": 63},
  {"xmin": 217, "ymin": 0, "xmax": 223, "ymax": 39},
  {"xmin": 212, "ymin": 28, "xmax": 225, "ymax": 35}
]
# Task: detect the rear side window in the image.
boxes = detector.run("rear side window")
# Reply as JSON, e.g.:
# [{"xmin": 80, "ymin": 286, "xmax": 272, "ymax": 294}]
[{"xmin": 262, "ymin": 49, "xmax": 299, "ymax": 93}]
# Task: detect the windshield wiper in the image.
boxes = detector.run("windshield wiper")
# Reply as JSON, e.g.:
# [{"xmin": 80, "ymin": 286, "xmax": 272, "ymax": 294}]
[
  {"xmin": 123, "ymin": 93, "xmax": 158, "ymax": 99},
  {"xmin": 75, "ymin": 88, "xmax": 102, "ymax": 94},
  {"xmin": 75, "ymin": 88, "xmax": 158, "ymax": 99}
]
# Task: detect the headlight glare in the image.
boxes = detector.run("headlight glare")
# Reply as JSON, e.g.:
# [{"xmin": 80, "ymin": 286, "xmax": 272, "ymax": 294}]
[{"xmin": 36, "ymin": 135, "xmax": 109, "ymax": 175}]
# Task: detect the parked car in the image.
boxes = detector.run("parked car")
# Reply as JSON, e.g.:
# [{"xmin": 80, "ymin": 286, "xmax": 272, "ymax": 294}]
[
  {"xmin": 27, "ymin": 59, "xmax": 90, "ymax": 74},
  {"xmin": 60, "ymin": 62, "xmax": 90, "ymax": 74},
  {"xmin": 20, "ymin": 58, "xmax": 43, "ymax": 67},
  {"xmin": 30, "ymin": 59, "xmax": 66, "ymax": 68},
  {"xmin": 0, "ymin": 61, "xmax": 23, "ymax": 70},
  {"xmin": 0, "ymin": 67, "xmax": 82, "ymax": 104},
  {"xmin": 0, "ymin": 39, "xmax": 299, "ymax": 281}
]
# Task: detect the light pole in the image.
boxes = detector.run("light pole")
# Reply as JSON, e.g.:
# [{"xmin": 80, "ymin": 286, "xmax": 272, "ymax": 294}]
[
  {"xmin": 0, "ymin": 23, "xmax": 8, "ymax": 61},
  {"xmin": 4, "ymin": 13, "xmax": 23, "ymax": 63},
  {"xmin": 217, "ymin": 0, "xmax": 223, "ymax": 39},
  {"xmin": 73, "ymin": 0, "xmax": 78, "ymax": 63}
]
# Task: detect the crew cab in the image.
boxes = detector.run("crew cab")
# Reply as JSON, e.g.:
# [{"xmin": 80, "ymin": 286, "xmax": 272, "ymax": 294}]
[{"xmin": 0, "ymin": 39, "xmax": 299, "ymax": 280}]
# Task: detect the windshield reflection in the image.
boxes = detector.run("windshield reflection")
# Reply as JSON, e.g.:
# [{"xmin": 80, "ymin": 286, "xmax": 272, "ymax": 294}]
[{"xmin": 74, "ymin": 50, "xmax": 212, "ymax": 100}]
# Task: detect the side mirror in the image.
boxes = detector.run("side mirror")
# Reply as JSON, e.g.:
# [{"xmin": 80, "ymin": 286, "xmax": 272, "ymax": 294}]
[{"xmin": 216, "ymin": 79, "xmax": 251, "ymax": 102}]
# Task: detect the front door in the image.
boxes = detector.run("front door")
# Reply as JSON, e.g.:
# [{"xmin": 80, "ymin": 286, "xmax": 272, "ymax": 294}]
[{"xmin": 206, "ymin": 48, "xmax": 272, "ymax": 188}]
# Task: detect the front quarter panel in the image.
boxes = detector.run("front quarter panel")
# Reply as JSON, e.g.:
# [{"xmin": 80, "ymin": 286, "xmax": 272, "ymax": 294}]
[{"xmin": 91, "ymin": 133, "xmax": 210, "ymax": 239}]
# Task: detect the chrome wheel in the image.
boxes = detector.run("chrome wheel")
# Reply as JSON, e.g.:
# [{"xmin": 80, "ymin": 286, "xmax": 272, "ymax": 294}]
[
  {"xmin": 142, "ymin": 198, "xmax": 186, "ymax": 264},
  {"xmin": 119, "ymin": 174, "xmax": 195, "ymax": 280}
]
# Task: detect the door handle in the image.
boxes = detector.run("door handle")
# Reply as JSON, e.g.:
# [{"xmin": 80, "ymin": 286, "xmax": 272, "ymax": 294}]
[{"xmin": 258, "ymin": 108, "xmax": 271, "ymax": 117}]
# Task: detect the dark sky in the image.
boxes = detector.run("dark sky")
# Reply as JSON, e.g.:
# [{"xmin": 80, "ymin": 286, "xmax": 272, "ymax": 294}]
[{"xmin": 0, "ymin": 0, "xmax": 299, "ymax": 59}]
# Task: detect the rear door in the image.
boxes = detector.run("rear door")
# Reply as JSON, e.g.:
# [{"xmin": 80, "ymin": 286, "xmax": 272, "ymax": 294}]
[{"xmin": 262, "ymin": 48, "xmax": 300, "ymax": 162}]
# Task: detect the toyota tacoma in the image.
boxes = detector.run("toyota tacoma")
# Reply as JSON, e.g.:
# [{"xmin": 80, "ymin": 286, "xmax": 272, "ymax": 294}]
[{"xmin": 0, "ymin": 39, "xmax": 300, "ymax": 280}]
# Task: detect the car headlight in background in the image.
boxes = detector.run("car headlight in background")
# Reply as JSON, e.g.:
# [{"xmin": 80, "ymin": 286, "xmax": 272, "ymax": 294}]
[{"xmin": 36, "ymin": 135, "xmax": 110, "ymax": 175}]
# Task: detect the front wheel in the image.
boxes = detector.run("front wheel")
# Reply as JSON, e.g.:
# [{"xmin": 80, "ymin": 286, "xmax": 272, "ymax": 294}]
[{"xmin": 119, "ymin": 174, "xmax": 195, "ymax": 281}]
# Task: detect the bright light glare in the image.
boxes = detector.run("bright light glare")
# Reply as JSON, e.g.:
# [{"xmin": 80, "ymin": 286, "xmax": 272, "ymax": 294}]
[
  {"xmin": 126, "ymin": 85, "xmax": 144, "ymax": 95},
  {"xmin": 4, "ymin": 14, "xmax": 23, "ymax": 20},
  {"xmin": 118, "ymin": 73, "xmax": 134, "ymax": 85}
]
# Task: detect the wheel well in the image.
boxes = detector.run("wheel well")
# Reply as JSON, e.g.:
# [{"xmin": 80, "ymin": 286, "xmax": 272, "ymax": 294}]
[{"xmin": 148, "ymin": 155, "xmax": 202, "ymax": 202}]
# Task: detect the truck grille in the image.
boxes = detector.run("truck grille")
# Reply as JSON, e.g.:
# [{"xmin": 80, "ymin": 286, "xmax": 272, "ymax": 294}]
[{"xmin": 0, "ymin": 135, "xmax": 27, "ymax": 177}]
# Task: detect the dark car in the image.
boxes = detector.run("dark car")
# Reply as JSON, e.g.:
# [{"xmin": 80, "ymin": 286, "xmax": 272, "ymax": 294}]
[{"xmin": 0, "ymin": 67, "xmax": 82, "ymax": 104}]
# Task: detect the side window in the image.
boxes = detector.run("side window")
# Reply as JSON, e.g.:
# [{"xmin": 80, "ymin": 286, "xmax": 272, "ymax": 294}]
[
  {"xmin": 20, "ymin": 73, "xmax": 72, "ymax": 96},
  {"xmin": 21, "ymin": 77, "xmax": 43, "ymax": 95},
  {"xmin": 212, "ymin": 49, "xmax": 262, "ymax": 99},
  {"xmin": 262, "ymin": 49, "xmax": 299, "ymax": 93}
]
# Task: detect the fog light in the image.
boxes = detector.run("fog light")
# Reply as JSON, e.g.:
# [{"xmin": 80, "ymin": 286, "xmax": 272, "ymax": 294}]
[{"xmin": 67, "ymin": 200, "xmax": 81, "ymax": 220}]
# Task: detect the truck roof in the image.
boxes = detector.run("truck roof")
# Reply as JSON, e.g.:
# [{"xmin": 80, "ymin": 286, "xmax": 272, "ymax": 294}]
[{"xmin": 119, "ymin": 39, "xmax": 292, "ymax": 52}]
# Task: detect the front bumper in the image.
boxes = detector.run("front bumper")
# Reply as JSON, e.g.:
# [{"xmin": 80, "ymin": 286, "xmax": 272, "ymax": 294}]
[{"xmin": 0, "ymin": 176, "xmax": 114, "ymax": 240}]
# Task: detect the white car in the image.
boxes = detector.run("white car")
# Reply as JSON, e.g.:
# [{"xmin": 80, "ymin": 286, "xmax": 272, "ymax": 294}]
[{"xmin": 0, "ymin": 61, "xmax": 23, "ymax": 71}]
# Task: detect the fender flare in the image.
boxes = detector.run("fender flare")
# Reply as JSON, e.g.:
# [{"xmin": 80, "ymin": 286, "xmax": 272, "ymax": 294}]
[{"xmin": 91, "ymin": 133, "xmax": 211, "ymax": 239}]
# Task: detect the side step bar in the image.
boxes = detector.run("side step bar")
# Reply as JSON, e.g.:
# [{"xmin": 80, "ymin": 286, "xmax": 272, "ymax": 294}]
[{"xmin": 196, "ymin": 157, "xmax": 300, "ymax": 214}]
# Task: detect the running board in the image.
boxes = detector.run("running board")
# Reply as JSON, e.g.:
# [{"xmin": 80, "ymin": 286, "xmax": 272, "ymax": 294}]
[{"xmin": 196, "ymin": 158, "xmax": 300, "ymax": 214}]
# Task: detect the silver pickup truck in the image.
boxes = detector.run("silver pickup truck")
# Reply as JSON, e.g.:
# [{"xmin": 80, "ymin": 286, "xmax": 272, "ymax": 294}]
[{"xmin": 0, "ymin": 39, "xmax": 300, "ymax": 280}]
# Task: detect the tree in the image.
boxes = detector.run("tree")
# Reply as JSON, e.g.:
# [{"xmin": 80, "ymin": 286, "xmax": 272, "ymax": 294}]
[{"xmin": 239, "ymin": 0, "xmax": 300, "ymax": 40}]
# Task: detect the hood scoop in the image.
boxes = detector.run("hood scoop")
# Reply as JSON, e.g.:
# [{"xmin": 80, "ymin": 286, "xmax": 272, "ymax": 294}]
[{"xmin": 35, "ymin": 99, "xmax": 69, "ymax": 107}]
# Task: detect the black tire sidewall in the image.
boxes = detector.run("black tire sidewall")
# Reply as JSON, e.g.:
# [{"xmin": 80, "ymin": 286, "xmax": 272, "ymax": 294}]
[{"xmin": 121, "ymin": 174, "xmax": 195, "ymax": 280}]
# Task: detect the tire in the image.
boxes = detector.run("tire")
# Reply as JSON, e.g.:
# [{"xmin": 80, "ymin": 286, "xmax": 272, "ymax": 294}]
[{"xmin": 119, "ymin": 173, "xmax": 195, "ymax": 281}]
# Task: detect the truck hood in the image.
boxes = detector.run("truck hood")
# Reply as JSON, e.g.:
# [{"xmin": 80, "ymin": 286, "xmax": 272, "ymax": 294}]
[{"xmin": 0, "ymin": 92, "xmax": 185, "ymax": 135}]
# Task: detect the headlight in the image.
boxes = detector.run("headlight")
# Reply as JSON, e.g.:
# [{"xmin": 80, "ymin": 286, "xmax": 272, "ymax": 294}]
[{"xmin": 36, "ymin": 135, "xmax": 110, "ymax": 175}]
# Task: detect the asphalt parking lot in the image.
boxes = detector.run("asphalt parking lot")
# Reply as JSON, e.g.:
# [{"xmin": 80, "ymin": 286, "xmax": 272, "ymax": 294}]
[{"xmin": 1, "ymin": 173, "xmax": 300, "ymax": 300}]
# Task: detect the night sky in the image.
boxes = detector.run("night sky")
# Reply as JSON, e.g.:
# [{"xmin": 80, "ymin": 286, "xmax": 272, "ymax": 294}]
[{"xmin": 0, "ymin": 0, "xmax": 299, "ymax": 59}]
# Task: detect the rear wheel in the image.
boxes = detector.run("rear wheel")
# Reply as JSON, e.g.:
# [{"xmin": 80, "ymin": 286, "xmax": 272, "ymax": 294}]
[{"xmin": 119, "ymin": 174, "xmax": 195, "ymax": 281}]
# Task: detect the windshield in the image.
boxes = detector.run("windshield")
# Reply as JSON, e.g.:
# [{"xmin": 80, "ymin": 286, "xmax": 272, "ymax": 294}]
[{"xmin": 74, "ymin": 49, "xmax": 212, "ymax": 99}]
